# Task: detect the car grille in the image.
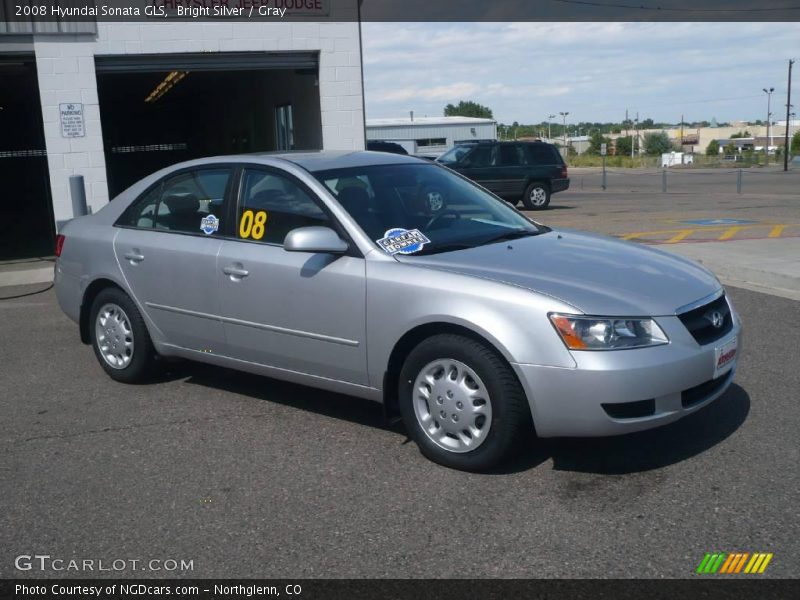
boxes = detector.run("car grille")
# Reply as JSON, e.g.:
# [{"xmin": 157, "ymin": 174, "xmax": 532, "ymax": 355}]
[
  {"xmin": 677, "ymin": 294, "xmax": 732, "ymax": 346},
  {"xmin": 681, "ymin": 372, "xmax": 732, "ymax": 408}
]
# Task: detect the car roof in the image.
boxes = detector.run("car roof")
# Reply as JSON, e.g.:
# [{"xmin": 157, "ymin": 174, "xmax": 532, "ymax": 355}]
[{"xmin": 251, "ymin": 150, "xmax": 423, "ymax": 172}]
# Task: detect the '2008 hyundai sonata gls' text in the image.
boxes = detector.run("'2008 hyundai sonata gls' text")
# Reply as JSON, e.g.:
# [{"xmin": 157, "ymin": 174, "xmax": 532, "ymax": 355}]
[{"xmin": 54, "ymin": 151, "xmax": 741, "ymax": 471}]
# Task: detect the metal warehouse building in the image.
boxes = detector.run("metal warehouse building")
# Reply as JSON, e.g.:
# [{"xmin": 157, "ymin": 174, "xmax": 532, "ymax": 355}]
[
  {"xmin": 0, "ymin": 1, "xmax": 365, "ymax": 260},
  {"xmin": 366, "ymin": 116, "xmax": 497, "ymax": 157}
]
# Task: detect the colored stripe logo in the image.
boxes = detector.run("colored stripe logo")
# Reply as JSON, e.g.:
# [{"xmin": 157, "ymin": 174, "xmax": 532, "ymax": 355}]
[{"xmin": 697, "ymin": 552, "xmax": 773, "ymax": 574}]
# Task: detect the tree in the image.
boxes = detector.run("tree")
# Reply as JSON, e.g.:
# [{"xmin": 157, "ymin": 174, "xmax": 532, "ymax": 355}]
[
  {"xmin": 730, "ymin": 130, "xmax": 752, "ymax": 139},
  {"xmin": 443, "ymin": 100, "xmax": 493, "ymax": 119},
  {"xmin": 615, "ymin": 135, "xmax": 632, "ymax": 156},
  {"xmin": 706, "ymin": 140, "xmax": 720, "ymax": 156},
  {"xmin": 723, "ymin": 142, "xmax": 737, "ymax": 156},
  {"xmin": 586, "ymin": 130, "xmax": 611, "ymax": 155},
  {"xmin": 643, "ymin": 131, "xmax": 672, "ymax": 156},
  {"xmin": 791, "ymin": 131, "xmax": 800, "ymax": 155}
]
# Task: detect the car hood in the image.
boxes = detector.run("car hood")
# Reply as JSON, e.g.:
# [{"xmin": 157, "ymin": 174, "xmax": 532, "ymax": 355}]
[{"xmin": 397, "ymin": 230, "xmax": 721, "ymax": 316}]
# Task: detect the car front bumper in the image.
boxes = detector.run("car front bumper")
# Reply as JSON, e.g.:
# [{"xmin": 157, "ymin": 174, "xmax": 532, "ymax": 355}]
[{"xmin": 511, "ymin": 311, "xmax": 742, "ymax": 437}]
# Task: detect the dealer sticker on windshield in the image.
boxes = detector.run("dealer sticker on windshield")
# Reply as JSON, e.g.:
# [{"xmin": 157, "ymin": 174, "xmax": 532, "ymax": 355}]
[
  {"xmin": 714, "ymin": 337, "xmax": 737, "ymax": 379},
  {"xmin": 376, "ymin": 228, "xmax": 431, "ymax": 255}
]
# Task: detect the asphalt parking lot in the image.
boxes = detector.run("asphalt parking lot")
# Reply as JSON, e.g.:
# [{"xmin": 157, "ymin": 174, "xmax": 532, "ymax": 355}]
[{"xmin": 2, "ymin": 184, "xmax": 799, "ymax": 579}]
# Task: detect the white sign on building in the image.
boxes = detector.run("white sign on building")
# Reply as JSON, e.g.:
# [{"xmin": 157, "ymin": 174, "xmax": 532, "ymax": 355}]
[{"xmin": 59, "ymin": 103, "xmax": 85, "ymax": 138}]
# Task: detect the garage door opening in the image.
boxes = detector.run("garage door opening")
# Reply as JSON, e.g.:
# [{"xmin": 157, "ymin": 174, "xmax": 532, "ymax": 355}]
[
  {"xmin": 96, "ymin": 52, "xmax": 322, "ymax": 197},
  {"xmin": 0, "ymin": 54, "xmax": 55, "ymax": 260}
]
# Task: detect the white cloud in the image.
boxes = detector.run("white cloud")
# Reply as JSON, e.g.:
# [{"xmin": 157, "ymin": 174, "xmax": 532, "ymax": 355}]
[{"xmin": 362, "ymin": 22, "xmax": 800, "ymax": 124}]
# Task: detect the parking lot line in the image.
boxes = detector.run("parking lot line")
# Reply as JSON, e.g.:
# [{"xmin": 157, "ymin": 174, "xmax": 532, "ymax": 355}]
[
  {"xmin": 719, "ymin": 226, "xmax": 744, "ymax": 241},
  {"xmin": 667, "ymin": 230, "xmax": 694, "ymax": 243},
  {"xmin": 769, "ymin": 225, "xmax": 787, "ymax": 238},
  {"xmin": 619, "ymin": 223, "xmax": 799, "ymax": 244}
]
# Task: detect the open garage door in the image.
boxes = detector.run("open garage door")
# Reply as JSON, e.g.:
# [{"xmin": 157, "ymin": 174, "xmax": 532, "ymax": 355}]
[
  {"xmin": 0, "ymin": 54, "xmax": 55, "ymax": 260},
  {"xmin": 96, "ymin": 52, "xmax": 322, "ymax": 197}
]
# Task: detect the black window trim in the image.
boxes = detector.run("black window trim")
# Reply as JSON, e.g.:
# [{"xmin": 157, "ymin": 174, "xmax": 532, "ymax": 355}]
[
  {"xmin": 114, "ymin": 163, "xmax": 240, "ymax": 240},
  {"xmin": 231, "ymin": 164, "xmax": 363, "ymax": 259}
]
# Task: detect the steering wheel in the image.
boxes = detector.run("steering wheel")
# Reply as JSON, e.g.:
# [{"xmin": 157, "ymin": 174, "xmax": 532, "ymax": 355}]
[{"xmin": 425, "ymin": 209, "xmax": 461, "ymax": 230}]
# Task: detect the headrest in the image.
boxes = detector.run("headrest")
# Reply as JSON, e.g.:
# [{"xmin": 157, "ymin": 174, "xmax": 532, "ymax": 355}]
[
  {"xmin": 338, "ymin": 186, "xmax": 371, "ymax": 216},
  {"xmin": 163, "ymin": 194, "xmax": 199, "ymax": 215}
]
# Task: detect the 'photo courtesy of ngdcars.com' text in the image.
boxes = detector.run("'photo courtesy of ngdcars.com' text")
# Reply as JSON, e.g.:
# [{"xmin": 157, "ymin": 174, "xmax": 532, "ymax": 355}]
[{"xmin": 1, "ymin": 0, "xmax": 799, "ymax": 599}]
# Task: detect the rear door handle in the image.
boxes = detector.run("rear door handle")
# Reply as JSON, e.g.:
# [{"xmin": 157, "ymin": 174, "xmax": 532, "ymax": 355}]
[
  {"xmin": 124, "ymin": 252, "xmax": 145, "ymax": 263},
  {"xmin": 223, "ymin": 265, "xmax": 249, "ymax": 279}
]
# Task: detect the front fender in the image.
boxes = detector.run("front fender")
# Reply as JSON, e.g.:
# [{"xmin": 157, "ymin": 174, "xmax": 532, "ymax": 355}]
[{"xmin": 365, "ymin": 260, "xmax": 578, "ymax": 389}]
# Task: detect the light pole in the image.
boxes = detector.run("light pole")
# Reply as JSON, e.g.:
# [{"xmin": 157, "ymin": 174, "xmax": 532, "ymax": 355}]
[
  {"xmin": 763, "ymin": 86, "xmax": 774, "ymax": 164},
  {"xmin": 547, "ymin": 114, "xmax": 556, "ymax": 140},
  {"xmin": 559, "ymin": 111, "xmax": 569, "ymax": 149}
]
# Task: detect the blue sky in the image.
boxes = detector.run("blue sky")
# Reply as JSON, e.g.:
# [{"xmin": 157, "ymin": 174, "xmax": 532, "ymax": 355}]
[{"xmin": 361, "ymin": 22, "xmax": 800, "ymax": 125}]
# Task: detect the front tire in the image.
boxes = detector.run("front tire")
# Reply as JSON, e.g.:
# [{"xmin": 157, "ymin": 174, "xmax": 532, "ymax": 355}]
[
  {"xmin": 398, "ymin": 334, "xmax": 531, "ymax": 471},
  {"xmin": 90, "ymin": 287, "xmax": 156, "ymax": 383},
  {"xmin": 522, "ymin": 182, "xmax": 551, "ymax": 210}
]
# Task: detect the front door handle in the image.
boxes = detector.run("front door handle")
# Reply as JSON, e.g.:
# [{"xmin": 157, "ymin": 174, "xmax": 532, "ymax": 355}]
[
  {"xmin": 223, "ymin": 265, "xmax": 249, "ymax": 279},
  {"xmin": 124, "ymin": 252, "xmax": 145, "ymax": 264}
]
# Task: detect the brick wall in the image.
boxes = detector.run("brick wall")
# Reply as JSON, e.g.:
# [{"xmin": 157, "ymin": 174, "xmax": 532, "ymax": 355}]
[{"xmin": 33, "ymin": 18, "xmax": 365, "ymax": 224}]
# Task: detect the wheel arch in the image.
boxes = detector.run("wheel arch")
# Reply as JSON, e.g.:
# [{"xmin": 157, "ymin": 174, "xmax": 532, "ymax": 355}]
[
  {"xmin": 79, "ymin": 278, "xmax": 125, "ymax": 344},
  {"xmin": 382, "ymin": 321, "xmax": 525, "ymax": 421},
  {"xmin": 525, "ymin": 178, "xmax": 550, "ymax": 192}
]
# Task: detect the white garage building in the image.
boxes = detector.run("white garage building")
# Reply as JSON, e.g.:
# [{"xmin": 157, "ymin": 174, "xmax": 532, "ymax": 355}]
[
  {"xmin": 0, "ymin": 3, "xmax": 365, "ymax": 260},
  {"xmin": 366, "ymin": 116, "xmax": 498, "ymax": 157}
]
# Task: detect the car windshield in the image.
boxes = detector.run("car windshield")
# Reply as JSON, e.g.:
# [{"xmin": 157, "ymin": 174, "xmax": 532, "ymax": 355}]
[
  {"xmin": 315, "ymin": 163, "xmax": 544, "ymax": 256},
  {"xmin": 436, "ymin": 145, "xmax": 474, "ymax": 165}
]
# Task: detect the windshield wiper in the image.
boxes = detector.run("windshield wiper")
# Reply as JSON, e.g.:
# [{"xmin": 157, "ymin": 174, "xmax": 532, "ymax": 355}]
[
  {"xmin": 480, "ymin": 229, "xmax": 542, "ymax": 246},
  {"xmin": 415, "ymin": 242, "xmax": 475, "ymax": 256}
]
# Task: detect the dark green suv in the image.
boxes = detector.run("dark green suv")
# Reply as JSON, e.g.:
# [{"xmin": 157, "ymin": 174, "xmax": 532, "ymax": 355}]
[{"xmin": 437, "ymin": 141, "xmax": 569, "ymax": 210}]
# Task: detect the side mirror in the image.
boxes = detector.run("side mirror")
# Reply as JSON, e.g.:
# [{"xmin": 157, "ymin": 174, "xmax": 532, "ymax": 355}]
[{"xmin": 283, "ymin": 226, "xmax": 348, "ymax": 254}]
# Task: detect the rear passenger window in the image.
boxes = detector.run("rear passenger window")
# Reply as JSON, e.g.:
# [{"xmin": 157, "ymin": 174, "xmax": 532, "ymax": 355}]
[
  {"xmin": 124, "ymin": 186, "xmax": 160, "ymax": 229},
  {"xmin": 156, "ymin": 170, "xmax": 231, "ymax": 234},
  {"xmin": 238, "ymin": 169, "xmax": 329, "ymax": 245},
  {"xmin": 498, "ymin": 144, "xmax": 524, "ymax": 166},
  {"xmin": 526, "ymin": 144, "xmax": 561, "ymax": 165},
  {"xmin": 118, "ymin": 168, "xmax": 232, "ymax": 235}
]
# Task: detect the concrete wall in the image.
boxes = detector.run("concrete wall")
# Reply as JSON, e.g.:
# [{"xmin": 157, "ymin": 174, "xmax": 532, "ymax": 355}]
[{"xmin": 31, "ymin": 19, "xmax": 365, "ymax": 224}]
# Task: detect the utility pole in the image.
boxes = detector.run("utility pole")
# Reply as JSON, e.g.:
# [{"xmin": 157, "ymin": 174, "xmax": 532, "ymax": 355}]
[
  {"xmin": 560, "ymin": 111, "xmax": 569, "ymax": 150},
  {"xmin": 763, "ymin": 86, "xmax": 774, "ymax": 165},
  {"xmin": 632, "ymin": 112, "xmax": 638, "ymax": 159},
  {"xmin": 785, "ymin": 59, "xmax": 794, "ymax": 172},
  {"xmin": 548, "ymin": 114, "xmax": 555, "ymax": 140},
  {"xmin": 680, "ymin": 114, "xmax": 684, "ymax": 152}
]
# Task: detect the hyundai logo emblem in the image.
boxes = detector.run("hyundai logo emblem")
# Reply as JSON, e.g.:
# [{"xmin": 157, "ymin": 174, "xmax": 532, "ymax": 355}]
[{"xmin": 706, "ymin": 310, "xmax": 724, "ymax": 329}]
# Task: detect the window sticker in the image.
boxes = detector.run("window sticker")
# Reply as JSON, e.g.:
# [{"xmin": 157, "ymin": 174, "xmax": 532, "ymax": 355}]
[
  {"xmin": 239, "ymin": 209, "xmax": 268, "ymax": 240},
  {"xmin": 376, "ymin": 228, "xmax": 431, "ymax": 255},
  {"xmin": 200, "ymin": 214, "xmax": 219, "ymax": 235}
]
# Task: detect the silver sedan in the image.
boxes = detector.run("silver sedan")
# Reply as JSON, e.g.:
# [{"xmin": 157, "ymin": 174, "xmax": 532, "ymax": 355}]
[{"xmin": 54, "ymin": 151, "xmax": 741, "ymax": 471}]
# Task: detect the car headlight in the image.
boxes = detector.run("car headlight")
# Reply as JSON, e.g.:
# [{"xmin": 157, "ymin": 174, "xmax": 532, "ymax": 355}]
[{"xmin": 549, "ymin": 314, "xmax": 669, "ymax": 350}]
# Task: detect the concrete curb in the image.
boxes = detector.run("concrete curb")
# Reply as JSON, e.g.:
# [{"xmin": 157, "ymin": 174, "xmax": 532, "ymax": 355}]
[{"xmin": 0, "ymin": 265, "xmax": 54, "ymax": 288}]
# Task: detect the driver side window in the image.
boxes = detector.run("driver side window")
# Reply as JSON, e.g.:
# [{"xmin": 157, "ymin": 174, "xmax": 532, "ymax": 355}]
[{"xmin": 237, "ymin": 169, "xmax": 330, "ymax": 245}]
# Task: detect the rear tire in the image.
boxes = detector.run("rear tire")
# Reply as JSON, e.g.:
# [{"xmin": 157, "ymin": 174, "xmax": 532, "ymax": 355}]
[
  {"xmin": 90, "ymin": 287, "xmax": 156, "ymax": 383},
  {"xmin": 398, "ymin": 334, "xmax": 531, "ymax": 472},
  {"xmin": 522, "ymin": 182, "xmax": 551, "ymax": 210}
]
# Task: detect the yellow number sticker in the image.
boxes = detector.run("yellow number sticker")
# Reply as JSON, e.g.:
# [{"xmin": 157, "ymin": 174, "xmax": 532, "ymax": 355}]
[{"xmin": 239, "ymin": 210, "xmax": 268, "ymax": 240}]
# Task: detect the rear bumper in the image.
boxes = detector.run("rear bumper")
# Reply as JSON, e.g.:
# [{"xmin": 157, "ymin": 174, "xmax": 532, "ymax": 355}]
[
  {"xmin": 54, "ymin": 261, "xmax": 81, "ymax": 325},
  {"xmin": 512, "ymin": 311, "xmax": 742, "ymax": 437},
  {"xmin": 551, "ymin": 178, "xmax": 570, "ymax": 194}
]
